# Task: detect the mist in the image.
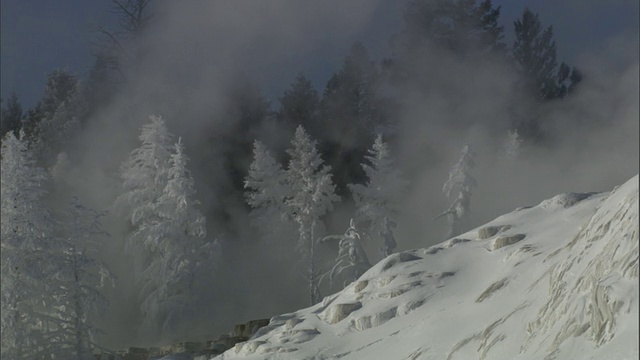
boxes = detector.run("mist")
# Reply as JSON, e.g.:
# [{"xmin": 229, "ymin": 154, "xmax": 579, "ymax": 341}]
[{"xmin": 44, "ymin": 0, "xmax": 639, "ymax": 349}]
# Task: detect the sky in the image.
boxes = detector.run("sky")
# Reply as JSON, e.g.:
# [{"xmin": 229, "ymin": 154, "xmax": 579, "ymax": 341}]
[{"xmin": 1, "ymin": 0, "xmax": 638, "ymax": 109}]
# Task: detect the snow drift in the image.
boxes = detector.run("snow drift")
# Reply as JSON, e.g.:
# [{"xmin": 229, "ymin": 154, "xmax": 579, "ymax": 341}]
[{"xmin": 213, "ymin": 175, "xmax": 639, "ymax": 360}]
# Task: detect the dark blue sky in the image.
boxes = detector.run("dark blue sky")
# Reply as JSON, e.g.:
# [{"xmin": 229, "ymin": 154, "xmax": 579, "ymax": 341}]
[{"xmin": 1, "ymin": 0, "xmax": 638, "ymax": 109}]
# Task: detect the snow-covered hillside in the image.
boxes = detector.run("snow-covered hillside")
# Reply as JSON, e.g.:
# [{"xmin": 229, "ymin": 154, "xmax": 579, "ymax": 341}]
[{"xmin": 209, "ymin": 175, "xmax": 639, "ymax": 360}]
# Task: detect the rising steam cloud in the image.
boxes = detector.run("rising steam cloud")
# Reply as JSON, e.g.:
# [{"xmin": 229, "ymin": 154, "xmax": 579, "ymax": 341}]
[{"xmin": 57, "ymin": 0, "xmax": 638, "ymax": 348}]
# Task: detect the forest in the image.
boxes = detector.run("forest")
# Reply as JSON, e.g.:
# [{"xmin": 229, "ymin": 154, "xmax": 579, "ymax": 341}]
[{"xmin": 1, "ymin": 0, "xmax": 637, "ymax": 357}]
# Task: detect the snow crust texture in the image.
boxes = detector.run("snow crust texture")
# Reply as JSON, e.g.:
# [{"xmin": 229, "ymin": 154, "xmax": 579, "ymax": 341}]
[{"xmin": 215, "ymin": 176, "xmax": 639, "ymax": 360}]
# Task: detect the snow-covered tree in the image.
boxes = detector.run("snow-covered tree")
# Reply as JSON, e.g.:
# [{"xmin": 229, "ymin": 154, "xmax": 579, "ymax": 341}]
[
  {"xmin": 501, "ymin": 129, "xmax": 522, "ymax": 160},
  {"xmin": 30, "ymin": 91, "xmax": 85, "ymax": 165},
  {"xmin": 348, "ymin": 134, "xmax": 407, "ymax": 258},
  {"xmin": 379, "ymin": 216, "xmax": 397, "ymax": 258},
  {"xmin": 135, "ymin": 137, "xmax": 217, "ymax": 340},
  {"xmin": 437, "ymin": 145, "xmax": 477, "ymax": 239},
  {"xmin": 285, "ymin": 126, "xmax": 340, "ymax": 305},
  {"xmin": 115, "ymin": 116, "xmax": 218, "ymax": 340},
  {"xmin": 1, "ymin": 132, "xmax": 57, "ymax": 359},
  {"xmin": 45, "ymin": 198, "xmax": 113, "ymax": 359},
  {"xmin": 244, "ymin": 140, "xmax": 295, "ymax": 243},
  {"xmin": 321, "ymin": 219, "xmax": 371, "ymax": 288},
  {"xmin": 115, "ymin": 115, "xmax": 174, "ymax": 260}
]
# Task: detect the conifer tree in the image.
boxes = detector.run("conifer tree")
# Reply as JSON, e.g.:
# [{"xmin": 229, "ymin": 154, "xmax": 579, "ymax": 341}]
[
  {"xmin": 46, "ymin": 198, "xmax": 112, "ymax": 359},
  {"xmin": 116, "ymin": 115, "xmax": 174, "ymax": 235},
  {"xmin": 244, "ymin": 140, "xmax": 294, "ymax": 244},
  {"xmin": 285, "ymin": 126, "xmax": 340, "ymax": 305},
  {"xmin": 135, "ymin": 137, "xmax": 216, "ymax": 339},
  {"xmin": 513, "ymin": 8, "xmax": 579, "ymax": 101},
  {"xmin": 217, "ymin": 79, "xmax": 272, "ymax": 195},
  {"xmin": 319, "ymin": 42, "xmax": 386, "ymax": 193},
  {"xmin": 436, "ymin": 145, "xmax": 476, "ymax": 238},
  {"xmin": 404, "ymin": 0, "xmax": 504, "ymax": 55},
  {"xmin": 348, "ymin": 134, "xmax": 407, "ymax": 258},
  {"xmin": 1, "ymin": 92, "xmax": 23, "ymax": 139},
  {"xmin": 1, "ymin": 132, "xmax": 57, "ymax": 359},
  {"xmin": 22, "ymin": 69, "xmax": 80, "ymax": 144},
  {"xmin": 387, "ymin": 0, "xmax": 505, "ymax": 88},
  {"xmin": 115, "ymin": 115, "xmax": 176, "ymax": 338},
  {"xmin": 501, "ymin": 129, "xmax": 522, "ymax": 160},
  {"xmin": 379, "ymin": 217, "xmax": 398, "ymax": 258},
  {"xmin": 278, "ymin": 73, "xmax": 320, "ymax": 134}
]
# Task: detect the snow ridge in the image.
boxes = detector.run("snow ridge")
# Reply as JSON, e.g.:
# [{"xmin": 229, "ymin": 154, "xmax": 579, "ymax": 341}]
[
  {"xmin": 213, "ymin": 175, "xmax": 639, "ymax": 360},
  {"xmin": 524, "ymin": 175, "xmax": 638, "ymax": 356}
]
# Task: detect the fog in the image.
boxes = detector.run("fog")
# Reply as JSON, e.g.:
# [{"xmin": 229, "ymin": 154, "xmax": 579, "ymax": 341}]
[{"xmin": 50, "ymin": 0, "xmax": 638, "ymax": 349}]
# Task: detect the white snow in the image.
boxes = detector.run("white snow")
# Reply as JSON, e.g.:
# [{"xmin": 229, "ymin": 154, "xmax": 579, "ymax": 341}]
[{"xmin": 213, "ymin": 175, "xmax": 639, "ymax": 360}]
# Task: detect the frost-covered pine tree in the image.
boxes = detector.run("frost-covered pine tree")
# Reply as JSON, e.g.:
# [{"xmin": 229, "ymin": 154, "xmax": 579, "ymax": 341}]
[
  {"xmin": 348, "ymin": 134, "xmax": 407, "ymax": 258},
  {"xmin": 116, "ymin": 115, "xmax": 174, "ymax": 225},
  {"xmin": 501, "ymin": 129, "xmax": 522, "ymax": 160},
  {"xmin": 244, "ymin": 140, "xmax": 295, "ymax": 244},
  {"xmin": 136, "ymin": 137, "xmax": 217, "ymax": 340},
  {"xmin": 379, "ymin": 216, "xmax": 397, "ymax": 258},
  {"xmin": 321, "ymin": 219, "xmax": 371, "ymax": 288},
  {"xmin": 1, "ymin": 132, "xmax": 57, "ymax": 359},
  {"xmin": 285, "ymin": 126, "xmax": 340, "ymax": 305},
  {"xmin": 45, "ymin": 198, "xmax": 112, "ymax": 359},
  {"xmin": 436, "ymin": 145, "xmax": 477, "ymax": 239},
  {"xmin": 28, "ymin": 73, "xmax": 86, "ymax": 165},
  {"xmin": 115, "ymin": 115, "xmax": 174, "ymax": 266},
  {"xmin": 115, "ymin": 115, "xmax": 210, "ymax": 340}
]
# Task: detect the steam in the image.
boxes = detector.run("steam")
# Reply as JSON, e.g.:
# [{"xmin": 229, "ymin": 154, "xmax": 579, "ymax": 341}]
[{"xmin": 54, "ymin": 0, "xmax": 638, "ymax": 349}]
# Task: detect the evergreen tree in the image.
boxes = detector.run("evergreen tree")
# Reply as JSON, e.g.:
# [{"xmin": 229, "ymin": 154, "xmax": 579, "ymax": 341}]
[
  {"xmin": 20, "ymin": 69, "xmax": 83, "ymax": 156},
  {"xmin": 244, "ymin": 140, "xmax": 295, "ymax": 244},
  {"xmin": 1, "ymin": 92, "xmax": 24, "ymax": 139},
  {"xmin": 32, "ymin": 86, "xmax": 86, "ymax": 165},
  {"xmin": 277, "ymin": 73, "xmax": 320, "ymax": 134},
  {"xmin": 379, "ymin": 217, "xmax": 398, "ymax": 258},
  {"xmin": 114, "ymin": 115, "xmax": 174, "ymax": 341},
  {"xmin": 115, "ymin": 115, "xmax": 174, "ymax": 233},
  {"xmin": 135, "ymin": 139, "xmax": 217, "ymax": 336},
  {"xmin": 0, "ymin": 132, "xmax": 57, "ymax": 359},
  {"xmin": 436, "ymin": 144, "xmax": 476, "ymax": 238},
  {"xmin": 215, "ymin": 78, "xmax": 272, "ymax": 197},
  {"xmin": 41, "ymin": 69, "xmax": 80, "ymax": 118},
  {"xmin": 46, "ymin": 198, "xmax": 112, "ymax": 359},
  {"xmin": 285, "ymin": 126, "xmax": 340, "ymax": 305},
  {"xmin": 387, "ymin": 0, "xmax": 505, "ymax": 87},
  {"xmin": 512, "ymin": 8, "xmax": 579, "ymax": 101},
  {"xmin": 348, "ymin": 134, "xmax": 407, "ymax": 259},
  {"xmin": 123, "ymin": 134, "xmax": 217, "ymax": 340},
  {"xmin": 500, "ymin": 129, "xmax": 522, "ymax": 160},
  {"xmin": 85, "ymin": 53, "xmax": 119, "ymax": 116},
  {"xmin": 319, "ymin": 42, "xmax": 386, "ymax": 194}
]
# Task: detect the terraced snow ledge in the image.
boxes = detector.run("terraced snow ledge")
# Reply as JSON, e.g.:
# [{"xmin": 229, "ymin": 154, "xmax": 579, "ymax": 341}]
[{"xmin": 212, "ymin": 175, "xmax": 639, "ymax": 360}]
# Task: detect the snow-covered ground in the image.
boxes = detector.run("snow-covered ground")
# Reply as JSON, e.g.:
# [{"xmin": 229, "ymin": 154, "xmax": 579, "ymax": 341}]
[{"xmin": 211, "ymin": 175, "xmax": 639, "ymax": 360}]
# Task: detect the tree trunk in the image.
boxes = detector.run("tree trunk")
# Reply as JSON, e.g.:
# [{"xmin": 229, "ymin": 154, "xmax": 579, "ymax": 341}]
[{"xmin": 308, "ymin": 220, "xmax": 320, "ymax": 306}]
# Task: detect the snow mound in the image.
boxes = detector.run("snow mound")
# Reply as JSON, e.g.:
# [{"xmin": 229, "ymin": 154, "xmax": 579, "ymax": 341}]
[
  {"xmin": 477, "ymin": 225, "xmax": 512, "ymax": 239},
  {"xmin": 492, "ymin": 233, "xmax": 526, "ymax": 250},
  {"xmin": 320, "ymin": 302, "xmax": 362, "ymax": 324},
  {"xmin": 539, "ymin": 192, "xmax": 596, "ymax": 209},
  {"xmin": 215, "ymin": 175, "xmax": 639, "ymax": 360}
]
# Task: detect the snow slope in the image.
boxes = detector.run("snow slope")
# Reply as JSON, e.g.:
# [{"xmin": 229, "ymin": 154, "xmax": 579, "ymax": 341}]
[{"xmin": 214, "ymin": 175, "xmax": 639, "ymax": 360}]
